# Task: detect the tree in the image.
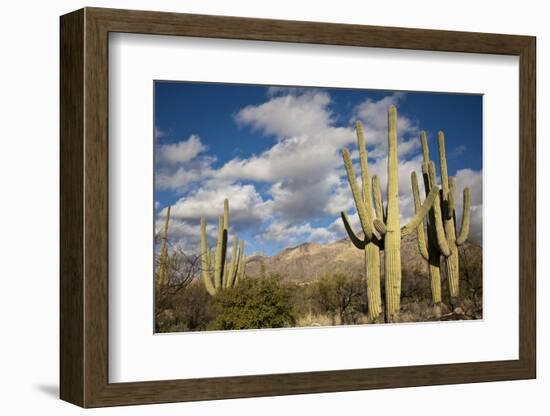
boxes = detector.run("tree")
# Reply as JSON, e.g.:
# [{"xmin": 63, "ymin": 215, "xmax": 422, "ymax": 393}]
[
  {"xmin": 155, "ymin": 246, "xmax": 201, "ymax": 330},
  {"xmin": 310, "ymin": 274, "xmax": 367, "ymax": 325}
]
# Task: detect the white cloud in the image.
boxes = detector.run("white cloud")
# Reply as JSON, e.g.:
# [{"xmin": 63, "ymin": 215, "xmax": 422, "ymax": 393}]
[
  {"xmin": 454, "ymin": 168, "xmax": 483, "ymax": 243},
  {"xmin": 155, "ymin": 216, "xmax": 218, "ymax": 254},
  {"xmin": 154, "ymin": 126, "xmax": 167, "ymax": 141},
  {"xmin": 266, "ymin": 86, "xmax": 305, "ymax": 97},
  {"xmin": 235, "ymin": 91, "xmax": 335, "ymax": 139},
  {"xmin": 352, "ymin": 92, "xmax": 420, "ymax": 158},
  {"xmin": 156, "ymin": 134, "xmax": 206, "ymax": 164},
  {"xmin": 154, "ymin": 135, "xmax": 215, "ymax": 191},
  {"xmin": 263, "ymin": 221, "xmax": 336, "ymax": 245},
  {"xmin": 327, "ymin": 212, "xmax": 360, "ymax": 238},
  {"xmin": 168, "ymin": 182, "xmax": 272, "ymax": 232},
  {"xmin": 156, "ymin": 167, "xmax": 201, "ymax": 190},
  {"xmin": 156, "ymin": 89, "xmax": 481, "ymax": 254}
]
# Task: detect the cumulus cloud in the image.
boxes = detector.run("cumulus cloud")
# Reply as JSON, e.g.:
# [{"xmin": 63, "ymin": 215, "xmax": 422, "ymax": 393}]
[
  {"xmin": 156, "ymin": 89, "xmax": 481, "ymax": 254},
  {"xmin": 266, "ymin": 86, "xmax": 306, "ymax": 97},
  {"xmin": 454, "ymin": 168, "xmax": 483, "ymax": 243},
  {"xmin": 235, "ymin": 91, "xmax": 336, "ymax": 139},
  {"xmin": 352, "ymin": 93, "xmax": 420, "ymax": 158},
  {"xmin": 154, "ymin": 126, "xmax": 167, "ymax": 141},
  {"xmin": 155, "ymin": 216, "xmax": 217, "ymax": 254},
  {"xmin": 168, "ymin": 182, "xmax": 272, "ymax": 232},
  {"xmin": 218, "ymin": 91, "xmax": 358, "ymax": 223},
  {"xmin": 327, "ymin": 212, "xmax": 360, "ymax": 238},
  {"xmin": 156, "ymin": 167, "xmax": 201, "ymax": 191},
  {"xmin": 155, "ymin": 135, "xmax": 215, "ymax": 192},
  {"xmin": 263, "ymin": 221, "xmax": 337, "ymax": 245},
  {"xmin": 156, "ymin": 135, "xmax": 206, "ymax": 164}
]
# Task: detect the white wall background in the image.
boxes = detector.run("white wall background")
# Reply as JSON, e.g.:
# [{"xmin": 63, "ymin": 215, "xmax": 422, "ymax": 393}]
[{"xmin": 0, "ymin": 0, "xmax": 545, "ymax": 414}]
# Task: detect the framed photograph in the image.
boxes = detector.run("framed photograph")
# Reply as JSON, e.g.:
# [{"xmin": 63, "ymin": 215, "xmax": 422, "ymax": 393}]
[{"xmin": 60, "ymin": 7, "xmax": 536, "ymax": 408}]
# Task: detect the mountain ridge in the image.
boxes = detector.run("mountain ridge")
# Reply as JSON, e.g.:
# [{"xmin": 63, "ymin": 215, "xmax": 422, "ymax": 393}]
[{"xmin": 245, "ymin": 234, "xmax": 482, "ymax": 284}]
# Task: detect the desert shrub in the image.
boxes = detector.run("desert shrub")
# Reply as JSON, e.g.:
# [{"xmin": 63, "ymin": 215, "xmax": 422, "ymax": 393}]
[
  {"xmin": 156, "ymin": 281, "xmax": 214, "ymax": 332},
  {"xmin": 458, "ymin": 245, "xmax": 483, "ymax": 317},
  {"xmin": 209, "ymin": 275, "xmax": 296, "ymax": 330},
  {"xmin": 401, "ymin": 267, "xmax": 431, "ymax": 300},
  {"xmin": 309, "ymin": 274, "xmax": 367, "ymax": 325},
  {"xmin": 155, "ymin": 247, "xmax": 201, "ymax": 330},
  {"xmin": 289, "ymin": 283, "xmax": 311, "ymax": 317},
  {"xmin": 173, "ymin": 282, "xmax": 214, "ymax": 331}
]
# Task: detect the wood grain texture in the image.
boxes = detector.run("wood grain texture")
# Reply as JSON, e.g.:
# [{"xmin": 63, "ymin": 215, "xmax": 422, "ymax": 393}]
[
  {"xmin": 59, "ymin": 7, "xmax": 537, "ymax": 408},
  {"xmin": 59, "ymin": 8, "xmax": 84, "ymax": 406}
]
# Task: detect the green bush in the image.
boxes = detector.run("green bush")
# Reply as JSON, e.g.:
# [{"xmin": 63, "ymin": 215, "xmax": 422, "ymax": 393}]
[{"xmin": 209, "ymin": 275, "xmax": 297, "ymax": 330}]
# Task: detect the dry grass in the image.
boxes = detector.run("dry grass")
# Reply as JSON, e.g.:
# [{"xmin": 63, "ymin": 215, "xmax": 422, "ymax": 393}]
[
  {"xmin": 296, "ymin": 312, "xmax": 372, "ymax": 327},
  {"xmin": 297, "ymin": 313, "xmax": 339, "ymax": 327}
]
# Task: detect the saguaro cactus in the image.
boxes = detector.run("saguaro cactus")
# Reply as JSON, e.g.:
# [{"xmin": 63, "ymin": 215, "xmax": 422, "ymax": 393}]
[
  {"xmin": 415, "ymin": 132, "xmax": 470, "ymax": 310},
  {"xmin": 342, "ymin": 106, "xmax": 440, "ymax": 322},
  {"xmin": 411, "ymin": 133, "xmax": 444, "ymax": 313},
  {"xmin": 200, "ymin": 199, "xmax": 246, "ymax": 296},
  {"xmin": 156, "ymin": 205, "xmax": 171, "ymax": 290},
  {"xmin": 340, "ymin": 121, "xmax": 383, "ymax": 322}
]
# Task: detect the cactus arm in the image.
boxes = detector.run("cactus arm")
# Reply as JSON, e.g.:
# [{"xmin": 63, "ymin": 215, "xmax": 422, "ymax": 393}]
[
  {"xmin": 222, "ymin": 260, "xmax": 229, "ymax": 288},
  {"xmin": 448, "ymin": 177, "xmax": 457, "ymax": 221},
  {"xmin": 342, "ymin": 148, "xmax": 373, "ymax": 240},
  {"xmin": 209, "ymin": 249, "xmax": 215, "ymax": 273},
  {"xmin": 234, "ymin": 244, "xmax": 241, "ymax": 285},
  {"xmin": 437, "ymin": 131, "xmax": 450, "ymax": 198},
  {"xmin": 356, "ymin": 121, "xmax": 375, "ymax": 215},
  {"xmin": 340, "ymin": 211, "xmax": 367, "ymax": 249},
  {"xmin": 236, "ymin": 240, "xmax": 246, "ymax": 283},
  {"xmin": 418, "ymin": 134, "xmax": 444, "ymax": 306},
  {"xmin": 421, "ymin": 163, "xmax": 439, "ymax": 248},
  {"xmin": 428, "ymin": 162, "xmax": 451, "ymax": 257},
  {"xmin": 437, "ymin": 135, "xmax": 460, "ymax": 302},
  {"xmin": 214, "ymin": 215, "xmax": 225, "ymax": 289},
  {"xmin": 200, "ymin": 217, "xmax": 217, "ymax": 296},
  {"xmin": 385, "ymin": 106, "xmax": 399, "ymax": 231},
  {"xmin": 372, "ymin": 175, "xmax": 385, "ymax": 222},
  {"xmin": 421, "ymin": 131, "xmax": 430, "ymax": 163},
  {"xmin": 365, "ymin": 243, "xmax": 382, "ymax": 321},
  {"xmin": 226, "ymin": 236, "xmax": 239, "ymax": 288},
  {"xmin": 456, "ymin": 187, "xmax": 471, "ymax": 246},
  {"xmin": 374, "ymin": 219, "xmax": 387, "ymax": 235},
  {"xmin": 401, "ymin": 183, "xmax": 439, "ymax": 237},
  {"xmin": 410, "ymin": 172, "xmax": 429, "ymax": 261},
  {"xmin": 223, "ymin": 198, "xmax": 229, "ymax": 230},
  {"xmin": 354, "ymin": 122, "xmax": 384, "ymax": 322}
]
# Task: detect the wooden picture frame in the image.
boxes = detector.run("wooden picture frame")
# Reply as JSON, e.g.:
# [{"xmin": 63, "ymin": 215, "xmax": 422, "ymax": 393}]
[{"xmin": 60, "ymin": 7, "xmax": 536, "ymax": 408}]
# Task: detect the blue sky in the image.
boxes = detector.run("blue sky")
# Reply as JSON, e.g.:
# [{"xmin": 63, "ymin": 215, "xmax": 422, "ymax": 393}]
[{"xmin": 154, "ymin": 82, "xmax": 482, "ymax": 256}]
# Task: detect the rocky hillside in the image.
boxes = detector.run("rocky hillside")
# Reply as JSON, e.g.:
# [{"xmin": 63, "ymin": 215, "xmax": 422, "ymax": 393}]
[{"xmin": 245, "ymin": 234, "xmax": 482, "ymax": 285}]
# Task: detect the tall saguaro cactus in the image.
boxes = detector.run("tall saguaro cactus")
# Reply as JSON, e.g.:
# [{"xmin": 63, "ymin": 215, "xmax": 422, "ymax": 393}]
[
  {"xmin": 341, "ymin": 106, "xmax": 440, "ymax": 322},
  {"xmin": 157, "ymin": 205, "xmax": 171, "ymax": 290},
  {"xmin": 415, "ymin": 132, "xmax": 471, "ymax": 310},
  {"xmin": 341, "ymin": 121, "xmax": 383, "ymax": 321},
  {"xmin": 200, "ymin": 199, "xmax": 246, "ymax": 296}
]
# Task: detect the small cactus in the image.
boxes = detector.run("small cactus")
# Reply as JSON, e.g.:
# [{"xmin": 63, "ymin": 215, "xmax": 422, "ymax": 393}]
[{"xmin": 200, "ymin": 199, "xmax": 245, "ymax": 295}]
